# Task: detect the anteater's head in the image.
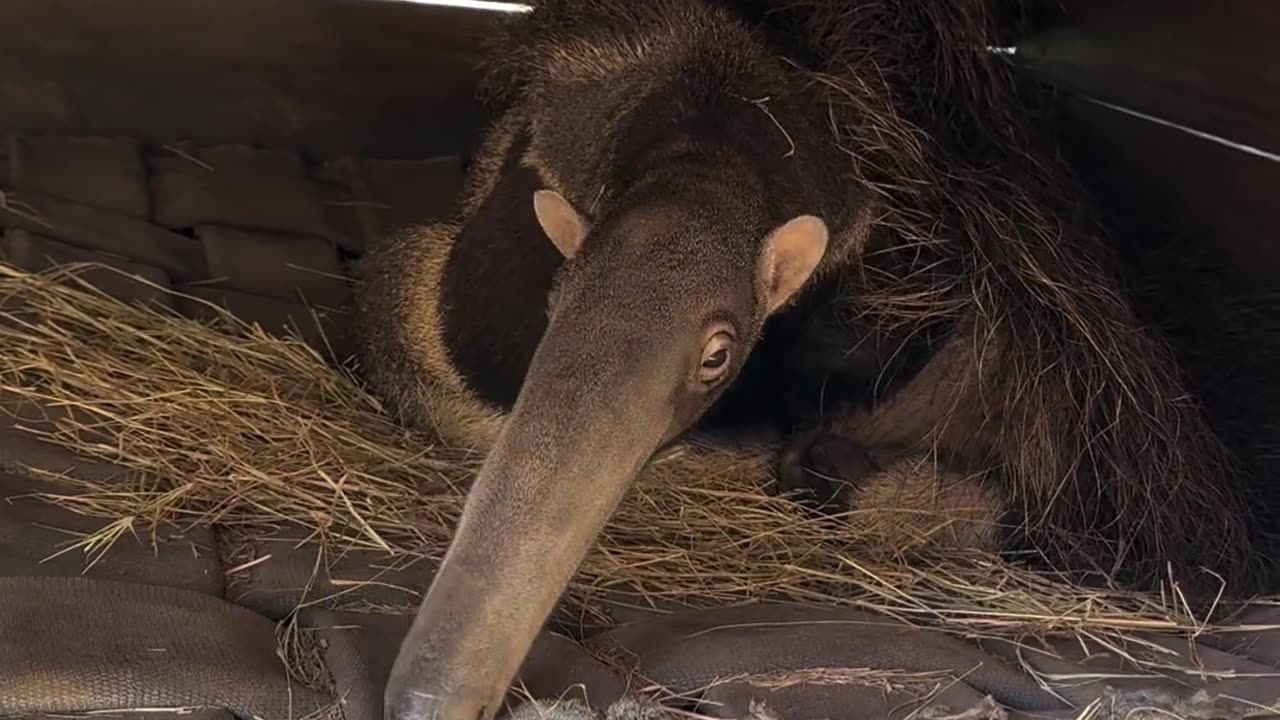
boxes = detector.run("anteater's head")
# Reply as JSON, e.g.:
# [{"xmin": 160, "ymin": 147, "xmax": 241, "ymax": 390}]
[{"xmin": 386, "ymin": 178, "xmax": 830, "ymax": 720}]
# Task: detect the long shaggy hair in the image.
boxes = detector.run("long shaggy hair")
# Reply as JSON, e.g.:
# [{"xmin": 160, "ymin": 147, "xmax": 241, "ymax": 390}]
[{"xmin": 468, "ymin": 0, "xmax": 1280, "ymax": 597}]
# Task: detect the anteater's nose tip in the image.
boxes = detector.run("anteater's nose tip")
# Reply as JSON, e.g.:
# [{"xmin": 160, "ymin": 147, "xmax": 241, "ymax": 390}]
[{"xmin": 385, "ymin": 686, "xmax": 496, "ymax": 720}]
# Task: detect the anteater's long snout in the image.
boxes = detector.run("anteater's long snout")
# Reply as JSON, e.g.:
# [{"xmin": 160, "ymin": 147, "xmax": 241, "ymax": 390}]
[{"xmin": 385, "ymin": 322, "xmax": 674, "ymax": 720}]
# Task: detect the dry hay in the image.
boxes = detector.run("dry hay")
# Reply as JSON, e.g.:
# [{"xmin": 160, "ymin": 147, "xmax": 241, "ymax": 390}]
[{"xmin": 0, "ymin": 262, "xmax": 1274, "ymax": 685}]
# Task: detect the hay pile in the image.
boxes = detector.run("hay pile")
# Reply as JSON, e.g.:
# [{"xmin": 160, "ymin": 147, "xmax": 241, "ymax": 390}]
[{"xmin": 0, "ymin": 262, "xmax": 1266, "ymax": 672}]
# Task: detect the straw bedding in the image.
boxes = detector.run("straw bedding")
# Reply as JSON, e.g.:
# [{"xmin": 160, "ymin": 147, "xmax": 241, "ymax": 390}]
[{"xmin": 0, "ymin": 261, "xmax": 1271, "ymax": 662}]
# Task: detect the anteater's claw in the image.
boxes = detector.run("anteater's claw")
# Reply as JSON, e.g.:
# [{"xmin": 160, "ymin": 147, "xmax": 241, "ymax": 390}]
[{"xmin": 776, "ymin": 430, "xmax": 877, "ymax": 514}]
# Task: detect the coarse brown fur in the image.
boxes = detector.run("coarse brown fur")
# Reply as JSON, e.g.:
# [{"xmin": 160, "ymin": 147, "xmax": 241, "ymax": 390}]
[{"xmin": 743, "ymin": 0, "xmax": 1278, "ymax": 594}]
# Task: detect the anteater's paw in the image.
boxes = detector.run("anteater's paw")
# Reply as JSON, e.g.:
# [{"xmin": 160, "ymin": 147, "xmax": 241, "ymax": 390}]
[{"xmin": 776, "ymin": 430, "xmax": 877, "ymax": 514}]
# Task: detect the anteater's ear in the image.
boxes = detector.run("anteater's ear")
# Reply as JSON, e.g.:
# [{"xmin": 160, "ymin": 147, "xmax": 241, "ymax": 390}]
[
  {"xmin": 533, "ymin": 190, "xmax": 589, "ymax": 259},
  {"xmin": 759, "ymin": 215, "xmax": 829, "ymax": 314}
]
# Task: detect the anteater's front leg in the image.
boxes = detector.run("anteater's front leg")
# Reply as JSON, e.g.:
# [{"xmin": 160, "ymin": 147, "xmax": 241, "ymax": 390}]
[
  {"xmin": 353, "ymin": 124, "xmax": 562, "ymax": 449},
  {"xmin": 777, "ymin": 418, "xmax": 1007, "ymax": 552},
  {"xmin": 777, "ymin": 424, "xmax": 878, "ymax": 511}
]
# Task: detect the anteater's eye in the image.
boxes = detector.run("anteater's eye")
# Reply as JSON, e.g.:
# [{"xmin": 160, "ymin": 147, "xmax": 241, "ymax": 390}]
[{"xmin": 698, "ymin": 331, "xmax": 735, "ymax": 384}]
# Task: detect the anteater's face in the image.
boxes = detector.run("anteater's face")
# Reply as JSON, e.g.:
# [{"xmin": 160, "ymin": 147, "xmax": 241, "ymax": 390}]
[
  {"xmin": 385, "ymin": 189, "xmax": 829, "ymax": 720},
  {"xmin": 541, "ymin": 192, "xmax": 785, "ymax": 442}
]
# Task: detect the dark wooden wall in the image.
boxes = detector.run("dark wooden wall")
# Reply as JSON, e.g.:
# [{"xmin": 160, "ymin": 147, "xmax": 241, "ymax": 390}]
[
  {"xmin": 0, "ymin": 0, "xmax": 505, "ymax": 160},
  {"xmin": 0, "ymin": 0, "xmax": 1275, "ymax": 280},
  {"xmin": 1013, "ymin": 0, "xmax": 1280, "ymax": 284}
]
